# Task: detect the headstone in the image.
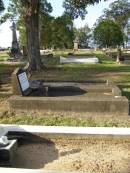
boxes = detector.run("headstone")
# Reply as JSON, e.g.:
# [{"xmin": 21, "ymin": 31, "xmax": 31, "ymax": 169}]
[
  {"xmin": 12, "ymin": 68, "xmax": 44, "ymax": 96},
  {"xmin": 12, "ymin": 68, "xmax": 32, "ymax": 96},
  {"xmin": 17, "ymin": 71, "xmax": 30, "ymax": 93},
  {"xmin": 12, "ymin": 68, "xmax": 25, "ymax": 95}
]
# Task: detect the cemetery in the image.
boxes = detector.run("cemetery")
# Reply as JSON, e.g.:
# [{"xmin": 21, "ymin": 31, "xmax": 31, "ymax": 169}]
[
  {"xmin": 0, "ymin": 51, "xmax": 130, "ymax": 172},
  {"xmin": 1, "ymin": 49, "xmax": 130, "ymax": 172}
]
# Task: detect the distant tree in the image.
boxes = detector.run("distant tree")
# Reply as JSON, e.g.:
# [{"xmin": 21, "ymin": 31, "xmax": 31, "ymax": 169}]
[
  {"xmin": 51, "ymin": 14, "xmax": 74, "ymax": 49},
  {"xmin": 102, "ymin": 0, "xmax": 130, "ymax": 30},
  {"xmin": 16, "ymin": 3, "xmax": 53, "ymax": 49},
  {"xmin": 94, "ymin": 19, "xmax": 124, "ymax": 48},
  {"xmin": 0, "ymin": 0, "xmax": 4, "ymax": 13},
  {"xmin": 75, "ymin": 24, "xmax": 91, "ymax": 48},
  {"xmin": 2, "ymin": 0, "xmax": 107, "ymax": 72},
  {"xmin": 63, "ymin": 0, "xmax": 107, "ymax": 20},
  {"xmin": 63, "ymin": 0, "xmax": 106, "ymax": 51},
  {"xmin": 17, "ymin": 17, "xmax": 26, "ymax": 48},
  {"xmin": 0, "ymin": 0, "xmax": 19, "ymax": 24},
  {"xmin": 0, "ymin": 0, "xmax": 4, "ymax": 23},
  {"xmin": 40, "ymin": 14, "xmax": 54, "ymax": 49}
]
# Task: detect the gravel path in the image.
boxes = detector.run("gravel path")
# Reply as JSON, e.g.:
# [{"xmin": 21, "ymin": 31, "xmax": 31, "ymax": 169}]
[{"xmin": 13, "ymin": 139, "xmax": 130, "ymax": 173}]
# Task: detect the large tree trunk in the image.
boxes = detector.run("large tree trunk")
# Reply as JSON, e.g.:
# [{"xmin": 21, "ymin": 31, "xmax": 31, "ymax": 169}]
[{"xmin": 21, "ymin": 0, "xmax": 42, "ymax": 71}]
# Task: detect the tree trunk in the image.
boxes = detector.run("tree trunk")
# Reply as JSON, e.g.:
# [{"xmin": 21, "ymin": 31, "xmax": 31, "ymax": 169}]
[
  {"xmin": 116, "ymin": 47, "xmax": 124, "ymax": 64},
  {"xmin": 21, "ymin": 0, "xmax": 42, "ymax": 71}
]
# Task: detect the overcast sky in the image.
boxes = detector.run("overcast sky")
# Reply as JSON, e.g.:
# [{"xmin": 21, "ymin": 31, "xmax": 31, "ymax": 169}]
[{"xmin": 0, "ymin": 0, "xmax": 116, "ymax": 47}]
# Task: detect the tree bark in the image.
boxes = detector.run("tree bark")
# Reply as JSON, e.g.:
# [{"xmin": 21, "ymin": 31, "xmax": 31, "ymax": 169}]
[
  {"xmin": 116, "ymin": 47, "xmax": 124, "ymax": 64},
  {"xmin": 21, "ymin": 0, "xmax": 42, "ymax": 71}
]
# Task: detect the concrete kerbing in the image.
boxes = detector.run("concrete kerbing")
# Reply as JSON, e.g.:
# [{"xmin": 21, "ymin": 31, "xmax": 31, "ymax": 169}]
[
  {"xmin": 0, "ymin": 168, "xmax": 85, "ymax": 173},
  {"xmin": 9, "ymin": 94, "xmax": 129, "ymax": 115},
  {"xmin": 2, "ymin": 124, "xmax": 130, "ymax": 136}
]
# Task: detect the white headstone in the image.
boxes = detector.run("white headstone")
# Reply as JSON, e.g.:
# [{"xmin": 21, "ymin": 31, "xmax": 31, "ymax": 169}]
[{"xmin": 17, "ymin": 72, "xmax": 30, "ymax": 92}]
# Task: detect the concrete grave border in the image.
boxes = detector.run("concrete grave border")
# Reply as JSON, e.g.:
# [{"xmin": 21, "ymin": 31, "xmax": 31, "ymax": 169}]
[
  {"xmin": 2, "ymin": 124, "xmax": 130, "ymax": 139},
  {"xmin": 1, "ymin": 124, "xmax": 130, "ymax": 135},
  {"xmin": 0, "ymin": 168, "xmax": 85, "ymax": 173}
]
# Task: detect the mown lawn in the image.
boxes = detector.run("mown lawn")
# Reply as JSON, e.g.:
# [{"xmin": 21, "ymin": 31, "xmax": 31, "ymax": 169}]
[
  {"xmin": 0, "ymin": 52, "xmax": 9, "ymax": 58},
  {"xmin": 1, "ymin": 114, "xmax": 130, "ymax": 127},
  {"xmin": 1, "ymin": 50, "xmax": 130, "ymax": 126},
  {"xmin": 39, "ymin": 51, "xmax": 130, "ymax": 83}
]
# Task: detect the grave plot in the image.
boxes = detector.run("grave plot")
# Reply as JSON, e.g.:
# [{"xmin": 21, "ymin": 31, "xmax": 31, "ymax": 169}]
[
  {"xmin": 12, "ymin": 138, "xmax": 130, "ymax": 173},
  {"xmin": 60, "ymin": 56, "xmax": 99, "ymax": 64},
  {"xmin": 8, "ymin": 68, "xmax": 129, "ymax": 116},
  {"xmin": 1, "ymin": 125, "xmax": 130, "ymax": 173}
]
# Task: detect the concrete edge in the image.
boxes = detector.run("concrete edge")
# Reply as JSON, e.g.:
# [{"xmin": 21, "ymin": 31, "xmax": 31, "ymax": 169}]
[
  {"xmin": 0, "ymin": 168, "xmax": 85, "ymax": 173},
  {"xmin": 1, "ymin": 124, "xmax": 130, "ymax": 136}
]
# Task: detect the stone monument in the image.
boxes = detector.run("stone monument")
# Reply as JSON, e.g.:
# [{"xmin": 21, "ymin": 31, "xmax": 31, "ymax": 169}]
[
  {"xmin": 73, "ymin": 36, "xmax": 79, "ymax": 52},
  {"xmin": 11, "ymin": 21, "xmax": 21, "ymax": 58}
]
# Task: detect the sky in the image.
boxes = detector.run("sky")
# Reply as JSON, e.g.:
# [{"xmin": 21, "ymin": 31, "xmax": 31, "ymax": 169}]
[{"xmin": 0, "ymin": 0, "xmax": 116, "ymax": 48}]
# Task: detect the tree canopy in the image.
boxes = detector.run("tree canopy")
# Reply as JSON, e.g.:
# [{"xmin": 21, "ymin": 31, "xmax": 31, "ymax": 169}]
[
  {"xmin": 51, "ymin": 14, "xmax": 74, "ymax": 49},
  {"xmin": 63, "ymin": 0, "xmax": 107, "ymax": 19},
  {"xmin": 75, "ymin": 25, "xmax": 91, "ymax": 48},
  {"xmin": 102, "ymin": 0, "xmax": 130, "ymax": 29},
  {"xmin": 94, "ymin": 19, "xmax": 124, "ymax": 48},
  {"xmin": 3, "ymin": 0, "xmax": 109, "ymax": 71},
  {"xmin": 0, "ymin": 0, "xmax": 4, "ymax": 11},
  {"xmin": 0, "ymin": 0, "xmax": 4, "ymax": 16}
]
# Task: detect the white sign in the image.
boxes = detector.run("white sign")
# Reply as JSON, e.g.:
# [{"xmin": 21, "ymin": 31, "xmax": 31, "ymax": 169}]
[{"xmin": 18, "ymin": 72, "xmax": 30, "ymax": 92}]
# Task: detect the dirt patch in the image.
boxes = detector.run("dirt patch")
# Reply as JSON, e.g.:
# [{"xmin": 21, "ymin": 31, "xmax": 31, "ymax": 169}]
[{"xmin": 13, "ymin": 139, "xmax": 130, "ymax": 173}]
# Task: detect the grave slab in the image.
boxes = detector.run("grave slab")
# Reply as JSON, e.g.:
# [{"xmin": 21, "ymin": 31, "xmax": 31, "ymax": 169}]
[
  {"xmin": 60, "ymin": 56, "xmax": 99, "ymax": 64},
  {"xmin": 9, "ymin": 68, "xmax": 129, "ymax": 116}
]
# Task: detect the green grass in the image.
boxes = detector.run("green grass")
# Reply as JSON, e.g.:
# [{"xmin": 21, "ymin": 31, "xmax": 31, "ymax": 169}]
[
  {"xmin": 1, "ymin": 50, "xmax": 130, "ymax": 127},
  {"xmin": 0, "ymin": 63, "xmax": 22, "ymax": 74},
  {"xmin": 0, "ymin": 52, "xmax": 9, "ymax": 58},
  {"xmin": 1, "ymin": 115, "xmax": 130, "ymax": 127}
]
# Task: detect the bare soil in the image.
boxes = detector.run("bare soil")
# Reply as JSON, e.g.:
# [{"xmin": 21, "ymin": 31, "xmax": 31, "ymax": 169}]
[{"xmin": 13, "ymin": 139, "xmax": 130, "ymax": 173}]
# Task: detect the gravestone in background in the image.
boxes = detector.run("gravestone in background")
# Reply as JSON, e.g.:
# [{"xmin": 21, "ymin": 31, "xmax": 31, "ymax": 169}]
[
  {"xmin": 11, "ymin": 22, "xmax": 20, "ymax": 56},
  {"xmin": 73, "ymin": 36, "xmax": 79, "ymax": 52}
]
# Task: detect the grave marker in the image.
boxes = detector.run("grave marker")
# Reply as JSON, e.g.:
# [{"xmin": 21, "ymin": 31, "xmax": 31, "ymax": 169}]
[{"xmin": 12, "ymin": 68, "xmax": 44, "ymax": 96}]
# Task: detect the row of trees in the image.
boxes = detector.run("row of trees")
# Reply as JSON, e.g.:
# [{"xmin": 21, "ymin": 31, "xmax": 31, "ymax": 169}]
[
  {"xmin": 94, "ymin": 19, "xmax": 124, "ymax": 48},
  {"xmin": 29, "ymin": 14, "xmax": 74, "ymax": 49},
  {"xmin": 0, "ymin": 0, "xmax": 4, "ymax": 14},
  {"xmin": 94, "ymin": 0, "xmax": 130, "ymax": 48},
  {"xmin": 0, "ymin": 0, "xmax": 130, "ymax": 71},
  {"xmin": 0, "ymin": 0, "xmax": 106, "ymax": 71}
]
